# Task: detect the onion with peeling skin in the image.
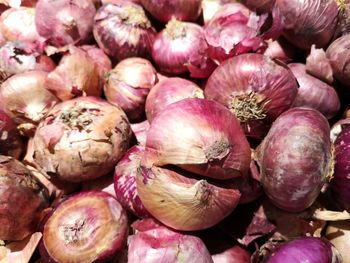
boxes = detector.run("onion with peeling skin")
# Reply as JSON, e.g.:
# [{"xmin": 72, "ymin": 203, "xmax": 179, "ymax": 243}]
[
  {"xmin": 35, "ymin": 0, "xmax": 96, "ymax": 47},
  {"xmin": 104, "ymin": 57, "xmax": 158, "ymax": 122},
  {"xmin": 93, "ymin": 2, "xmax": 156, "ymax": 61},
  {"xmin": 326, "ymin": 221, "xmax": 350, "ymax": 263},
  {"xmin": 144, "ymin": 98, "xmax": 251, "ymax": 180},
  {"xmin": 145, "ymin": 77, "xmax": 203, "ymax": 122},
  {"xmin": 306, "ymin": 45, "xmax": 334, "ymax": 85},
  {"xmin": 136, "ymin": 166, "xmax": 241, "ymax": 231},
  {"xmin": 263, "ymin": 38, "xmax": 296, "ymax": 64},
  {"xmin": 288, "ymin": 63, "xmax": 340, "ymax": 119},
  {"xmin": 258, "ymin": 107, "xmax": 332, "ymax": 212},
  {"xmin": 130, "ymin": 120, "xmax": 149, "ymax": 146},
  {"xmin": 212, "ymin": 245, "xmax": 251, "ymax": 263},
  {"xmin": 114, "ymin": 145, "xmax": 151, "ymax": 218},
  {"xmin": 0, "ymin": 155, "xmax": 48, "ymax": 241},
  {"xmin": 30, "ymin": 96, "xmax": 132, "ymax": 182},
  {"xmin": 202, "ymin": 0, "xmax": 237, "ymax": 25},
  {"xmin": 205, "ymin": 53, "xmax": 298, "ymax": 140},
  {"xmin": 39, "ymin": 191, "xmax": 128, "ymax": 263}
]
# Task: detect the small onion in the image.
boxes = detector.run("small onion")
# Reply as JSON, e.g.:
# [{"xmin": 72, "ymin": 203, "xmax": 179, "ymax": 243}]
[
  {"xmin": 275, "ymin": 0, "xmax": 338, "ymax": 49},
  {"xmin": 0, "ymin": 155, "xmax": 48, "ymax": 241},
  {"xmin": 212, "ymin": 245, "xmax": 251, "ymax": 263},
  {"xmin": 104, "ymin": 57, "xmax": 158, "ymax": 121},
  {"xmin": 136, "ymin": 165, "xmax": 241, "ymax": 230},
  {"xmin": 263, "ymin": 38, "xmax": 296, "ymax": 64},
  {"xmin": 128, "ymin": 218, "xmax": 213, "ymax": 263},
  {"xmin": 258, "ymin": 107, "xmax": 331, "ymax": 212},
  {"xmin": 35, "ymin": 0, "xmax": 96, "ymax": 47},
  {"xmin": 130, "ymin": 120, "xmax": 149, "ymax": 146},
  {"xmin": 93, "ymin": 2, "xmax": 156, "ymax": 61},
  {"xmin": 30, "ymin": 96, "xmax": 132, "ymax": 182},
  {"xmin": 140, "ymin": 0, "xmax": 202, "ymax": 23},
  {"xmin": 205, "ymin": 53, "xmax": 298, "ymax": 139},
  {"xmin": 39, "ymin": 191, "xmax": 128, "ymax": 263},
  {"xmin": 266, "ymin": 237, "xmax": 341, "ymax": 263},
  {"xmin": 306, "ymin": 45, "xmax": 334, "ymax": 85},
  {"xmin": 145, "ymin": 77, "xmax": 203, "ymax": 122},
  {"xmin": 326, "ymin": 221, "xmax": 350, "ymax": 263},
  {"xmin": 152, "ymin": 18, "xmax": 216, "ymax": 78},
  {"xmin": 144, "ymin": 98, "xmax": 251, "ymax": 180},
  {"xmin": 288, "ymin": 63, "xmax": 340, "ymax": 119}
]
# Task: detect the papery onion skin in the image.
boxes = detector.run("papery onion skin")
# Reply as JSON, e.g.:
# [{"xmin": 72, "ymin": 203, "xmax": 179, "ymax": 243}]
[
  {"xmin": 202, "ymin": 0, "xmax": 237, "ymax": 25},
  {"xmin": 288, "ymin": 63, "xmax": 340, "ymax": 119},
  {"xmin": 140, "ymin": 0, "xmax": 202, "ymax": 23},
  {"xmin": 275, "ymin": 0, "xmax": 338, "ymax": 50},
  {"xmin": 114, "ymin": 145, "xmax": 151, "ymax": 218},
  {"xmin": 212, "ymin": 245, "xmax": 251, "ymax": 263},
  {"xmin": 0, "ymin": 155, "xmax": 48, "ymax": 241},
  {"xmin": 136, "ymin": 165, "xmax": 241, "ymax": 231},
  {"xmin": 39, "ymin": 191, "xmax": 128, "ymax": 263},
  {"xmin": 35, "ymin": 0, "xmax": 96, "ymax": 47},
  {"xmin": 130, "ymin": 120, "xmax": 149, "ymax": 146},
  {"xmin": 266, "ymin": 237, "xmax": 341, "ymax": 263},
  {"xmin": 93, "ymin": 2, "xmax": 156, "ymax": 61},
  {"xmin": 144, "ymin": 98, "xmax": 251, "ymax": 180},
  {"xmin": 205, "ymin": 53, "xmax": 298, "ymax": 140},
  {"xmin": 326, "ymin": 221, "xmax": 350, "ymax": 263},
  {"xmin": 104, "ymin": 57, "xmax": 158, "ymax": 122},
  {"xmin": 31, "ymin": 96, "xmax": 132, "ymax": 182},
  {"xmin": 306, "ymin": 45, "xmax": 333, "ymax": 85},
  {"xmin": 145, "ymin": 77, "xmax": 203, "ymax": 122},
  {"xmin": 259, "ymin": 107, "xmax": 331, "ymax": 212},
  {"xmin": 264, "ymin": 38, "xmax": 295, "ymax": 64}
]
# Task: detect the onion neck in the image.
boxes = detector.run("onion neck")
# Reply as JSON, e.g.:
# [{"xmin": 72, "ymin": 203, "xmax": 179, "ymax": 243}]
[
  {"xmin": 120, "ymin": 5, "xmax": 151, "ymax": 28},
  {"xmin": 194, "ymin": 180, "xmax": 211, "ymax": 207},
  {"xmin": 59, "ymin": 106, "xmax": 96, "ymax": 131},
  {"xmin": 337, "ymin": 0, "xmax": 347, "ymax": 12},
  {"xmin": 164, "ymin": 18, "xmax": 187, "ymax": 40}
]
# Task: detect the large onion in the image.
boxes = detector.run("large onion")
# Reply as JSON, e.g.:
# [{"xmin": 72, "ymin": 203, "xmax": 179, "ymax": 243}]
[
  {"xmin": 30, "ymin": 96, "xmax": 132, "ymax": 182},
  {"xmin": 0, "ymin": 110, "xmax": 23, "ymax": 158},
  {"xmin": 205, "ymin": 53, "xmax": 298, "ymax": 139}
]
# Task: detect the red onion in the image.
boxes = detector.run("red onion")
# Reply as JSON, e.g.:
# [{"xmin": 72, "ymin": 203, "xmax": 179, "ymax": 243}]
[
  {"xmin": 152, "ymin": 19, "xmax": 216, "ymax": 78},
  {"xmin": 30, "ymin": 96, "xmax": 132, "ymax": 182},
  {"xmin": 212, "ymin": 245, "xmax": 251, "ymax": 263},
  {"xmin": 263, "ymin": 38, "xmax": 296, "ymax": 64},
  {"xmin": 39, "ymin": 191, "xmax": 128, "ymax": 263},
  {"xmin": 128, "ymin": 219, "xmax": 213, "ymax": 263},
  {"xmin": 326, "ymin": 221, "xmax": 350, "ymax": 263},
  {"xmin": 130, "ymin": 120, "xmax": 149, "ymax": 146},
  {"xmin": 258, "ymin": 107, "xmax": 331, "ymax": 212},
  {"xmin": 140, "ymin": 0, "xmax": 202, "ymax": 23},
  {"xmin": 306, "ymin": 45, "xmax": 334, "ymax": 84},
  {"xmin": 0, "ymin": 155, "xmax": 48, "ymax": 241},
  {"xmin": 144, "ymin": 98, "xmax": 251, "ymax": 180},
  {"xmin": 114, "ymin": 145, "xmax": 151, "ymax": 218},
  {"xmin": 288, "ymin": 63, "xmax": 340, "ymax": 119},
  {"xmin": 266, "ymin": 237, "xmax": 341, "ymax": 263},
  {"xmin": 0, "ymin": 70, "xmax": 60, "ymax": 136},
  {"xmin": 104, "ymin": 57, "xmax": 158, "ymax": 121},
  {"xmin": 240, "ymin": 0, "xmax": 275, "ymax": 13},
  {"xmin": 0, "ymin": 110, "xmax": 24, "ymax": 158},
  {"xmin": 35, "ymin": 0, "xmax": 96, "ymax": 47},
  {"xmin": 202, "ymin": 0, "xmax": 237, "ymax": 25},
  {"xmin": 275, "ymin": 0, "xmax": 338, "ymax": 49},
  {"xmin": 93, "ymin": 2, "xmax": 156, "ymax": 61},
  {"xmin": 145, "ymin": 77, "xmax": 203, "ymax": 122},
  {"xmin": 205, "ymin": 53, "xmax": 298, "ymax": 139}
]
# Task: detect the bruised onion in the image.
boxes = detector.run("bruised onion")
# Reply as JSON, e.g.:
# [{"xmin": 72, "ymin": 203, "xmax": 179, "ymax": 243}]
[
  {"xmin": 145, "ymin": 77, "xmax": 203, "ymax": 122},
  {"xmin": 306, "ymin": 45, "xmax": 334, "ymax": 85},
  {"xmin": 128, "ymin": 218, "xmax": 213, "ymax": 263},
  {"xmin": 275, "ymin": 0, "xmax": 338, "ymax": 49},
  {"xmin": 140, "ymin": 0, "xmax": 202, "ymax": 23},
  {"xmin": 326, "ymin": 221, "xmax": 350, "ymax": 263},
  {"xmin": 144, "ymin": 98, "xmax": 251, "ymax": 180},
  {"xmin": 0, "ymin": 110, "xmax": 23, "ymax": 158},
  {"xmin": 136, "ymin": 165, "xmax": 241, "ymax": 230},
  {"xmin": 39, "ymin": 191, "xmax": 128, "ymax": 263},
  {"xmin": 288, "ymin": 63, "xmax": 340, "ymax": 119},
  {"xmin": 258, "ymin": 107, "xmax": 331, "ymax": 212},
  {"xmin": 0, "ymin": 155, "xmax": 48, "ymax": 241},
  {"xmin": 104, "ymin": 57, "xmax": 158, "ymax": 121},
  {"xmin": 35, "ymin": 0, "xmax": 96, "ymax": 47},
  {"xmin": 212, "ymin": 245, "xmax": 251, "ymax": 263},
  {"xmin": 130, "ymin": 120, "xmax": 149, "ymax": 146},
  {"xmin": 93, "ymin": 2, "xmax": 156, "ymax": 61},
  {"xmin": 205, "ymin": 53, "xmax": 298, "ymax": 139},
  {"xmin": 30, "ymin": 96, "xmax": 132, "ymax": 182}
]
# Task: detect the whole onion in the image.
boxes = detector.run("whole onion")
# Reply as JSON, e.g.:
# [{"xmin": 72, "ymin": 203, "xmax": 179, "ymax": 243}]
[
  {"xmin": 266, "ymin": 237, "xmax": 341, "ymax": 263},
  {"xmin": 114, "ymin": 145, "xmax": 151, "ymax": 218},
  {"xmin": 144, "ymin": 98, "xmax": 251, "ymax": 180},
  {"xmin": 263, "ymin": 38, "xmax": 296, "ymax": 64},
  {"xmin": 258, "ymin": 107, "xmax": 331, "ymax": 212},
  {"xmin": 212, "ymin": 245, "xmax": 251, "ymax": 263},
  {"xmin": 0, "ymin": 155, "xmax": 48, "ymax": 241},
  {"xmin": 30, "ymin": 96, "xmax": 132, "ymax": 182},
  {"xmin": 140, "ymin": 0, "xmax": 202, "ymax": 23},
  {"xmin": 326, "ymin": 221, "xmax": 350, "ymax": 263},
  {"xmin": 145, "ymin": 77, "xmax": 203, "ymax": 122},
  {"xmin": 104, "ymin": 57, "xmax": 158, "ymax": 121},
  {"xmin": 39, "ymin": 191, "xmax": 128, "ymax": 263},
  {"xmin": 130, "ymin": 120, "xmax": 149, "ymax": 146},
  {"xmin": 0, "ymin": 110, "xmax": 23, "ymax": 158},
  {"xmin": 93, "ymin": 2, "xmax": 156, "ymax": 61},
  {"xmin": 275, "ymin": 0, "xmax": 338, "ymax": 49},
  {"xmin": 205, "ymin": 53, "xmax": 298, "ymax": 139},
  {"xmin": 128, "ymin": 219, "xmax": 214, "ymax": 263},
  {"xmin": 306, "ymin": 45, "xmax": 334, "ymax": 84},
  {"xmin": 288, "ymin": 63, "xmax": 340, "ymax": 119},
  {"xmin": 152, "ymin": 18, "xmax": 216, "ymax": 78},
  {"xmin": 35, "ymin": 0, "xmax": 96, "ymax": 47},
  {"xmin": 0, "ymin": 70, "xmax": 60, "ymax": 135}
]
